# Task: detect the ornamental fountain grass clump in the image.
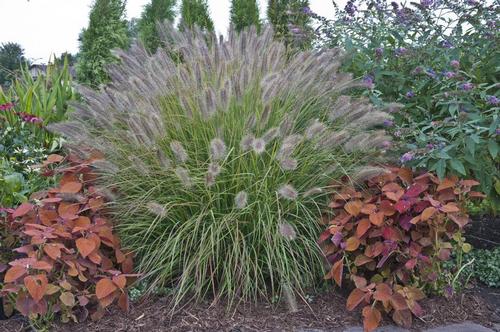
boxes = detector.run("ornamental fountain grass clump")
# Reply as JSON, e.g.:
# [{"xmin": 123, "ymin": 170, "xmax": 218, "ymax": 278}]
[{"xmin": 50, "ymin": 24, "xmax": 393, "ymax": 306}]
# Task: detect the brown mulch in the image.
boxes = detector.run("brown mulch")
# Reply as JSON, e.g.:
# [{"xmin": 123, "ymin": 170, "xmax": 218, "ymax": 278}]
[{"xmin": 1, "ymin": 285, "xmax": 498, "ymax": 332}]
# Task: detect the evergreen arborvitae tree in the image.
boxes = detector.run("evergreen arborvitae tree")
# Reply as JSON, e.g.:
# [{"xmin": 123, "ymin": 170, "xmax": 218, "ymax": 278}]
[
  {"xmin": 179, "ymin": 0, "xmax": 214, "ymax": 32},
  {"xmin": 137, "ymin": 0, "xmax": 176, "ymax": 53},
  {"xmin": 230, "ymin": 0, "xmax": 261, "ymax": 32},
  {"xmin": 77, "ymin": 0, "xmax": 129, "ymax": 87},
  {"xmin": 0, "ymin": 42, "xmax": 27, "ymax": 86},
  {"xmin": 267, "ymin": 0, "xmax": 312, "ymax": 48}
]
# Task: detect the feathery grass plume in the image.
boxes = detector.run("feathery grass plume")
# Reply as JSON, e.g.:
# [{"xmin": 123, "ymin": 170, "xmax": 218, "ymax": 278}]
[
  {"xmin": 156, "ymin": 149, "xmax": 172, "ymax": 169},
  {"xmin": 90, "ymin": 159, "xmax": 119, "ymax": 174},
  {"xmin": 279, "ymin": 222, "xmax": 297, "ymax": 241},
  {"xmin": 278, "ymin": 184, "xmax": 298, "ymax": 200},
  {"xmin": 170, "ymin": 141, "xmax": 189, "ymax": 163},
  {"xmin": 305, "ymin": 119, "xmax": 326, "ymax": 140},
  {"xmin": 351, "ymin": 166, "xmax": 390, "ymax": 184},
  {"xmin": 252, "ymin": 138, "xmax": 266, "ymax": 154},
  {"xmin": 210, "ymin": 138, "xmax": 227, "ymax": 161},
  {"xmin": 262, "ymin": 127, "xmax": 280, "ymax": 143},
  {"xmin": 50, "ymin": 23, "xmax": 390, "ymax": 308},
  {"xmin": 147, "ymin": 202, "xmax": 168, "ymax": 218},
  {"xmin": 303, "ymin": 187, "xmax": 323, "ymax": 198},
  {"xmin": 240, "ymin": 134, "xmax": 255, "ymax": 151},
  {"xmin": 281, "ymin": 282, "xmax": 298, "ymax": 313},
  {"xmin": 175, "ymin": 166, "xmax": 193, "ymax": 188},
  {"xmin": 234, "ymin": 191, "xmax": 248, "ymax": 209},
  {"xmin": 280, "ymin": 158, "xmax": 298, "ymax": 171},
  {"xmin": 208, "ymin": 161, "xmax": 222, "ymax": 176}
]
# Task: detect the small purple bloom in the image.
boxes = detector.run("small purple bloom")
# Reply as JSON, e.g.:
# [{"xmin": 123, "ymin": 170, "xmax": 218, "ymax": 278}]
[
  {"xmin": 486, "ymin": 95, "xmax": 499, "ymax": 105},
  {"xmin": 400, "ymin": 152, "xmax": 415, "ymax": 163},
  {"xmin": 302, "ymin": 6, "xmax": 312, "ymax": 14},
  {"xmin": 450, "ymin": 60, "xmax": 460, "ymax": 69},
  {"xmin": 467, "ymin": 0, "xmax": 479, "ymax": 5},
  {"xmin": 375, "ymin": 47, "xmax": 384, "ymax": 58},
  {"xmin": 444, "ymin": 71, "xmax": 456, "ymax": 79},
  {"xmin": 0, "ymin": 102, "xmax": 14, "ymax": 111},
  {"xmin": 383, "ymin": 119, "xmax": 394, "ymax": 127},
  {"xmin": 394, "ymin": 130, "xmax": 402, "ymax": 137},
  {"xmin": 440, "ymin": 40, "xmax": 453, "ymax": 48},
  {"xmin": 426, "ymin": 68, "xmax": 437, "ymax": 79},
  {"xmin": 460, "ymin": 83, "xmax": 474, "ymax": 91},
  {"xmin": 290, "ymin": 27, "xmax": 302, "ymax": 34},
  {"xmin": 413, "ymin": 66, "xmax": 424, "ymax": 75},
  {"xmin": 391, "ymin": 1, "xmax": 399, "ymax": 10},
  {"xmin": 395, "ymin": 47, "xmax": 407, "ymax": 56},
  {"xmin": 363, "ymin": 75, "xmax": 374, "ymax": 89},
  {"xmin": 382, "ymin": 141, "xmax": 392, "ymax": 148},
  {"xmin": 487, "ymin": 20, "xmax": 496, "ymax": 29},
  {"xmin": 426, "ymin": 143, "xmax": 435, "ymax": 150},
  {"xmin": 420, "ymin": 0, "xmax": 433, "ymax": 7},
  {"xmin": 496, "ymin": 128, "xmax": 500, "ymax": 136},
  {"xmin": 344, "ymin": 0, "xmax": 357, "ymax": 16},
  {"xmin": 406, "ymin": 90, "xmax": 415, "ymax": 98}
]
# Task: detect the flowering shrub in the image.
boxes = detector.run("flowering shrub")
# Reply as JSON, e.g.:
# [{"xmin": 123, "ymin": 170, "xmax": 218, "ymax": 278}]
[
  {"xmin": 49, "ymin": 25, "xmax": 392, "ymax": 305},
  {"xmin": 0, "ymin": 153, "xmax": 133, "ymax": 323},
  {"xmin": 309, "ymin": 0, "xmax": 499, "ymax": 205},
  {"xmin": 319, "ymin": 167, "xmax": 480, "ymax": 331}
]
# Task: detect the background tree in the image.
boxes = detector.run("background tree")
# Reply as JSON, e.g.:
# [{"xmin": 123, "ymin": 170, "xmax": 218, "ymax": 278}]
[
  {"xmin": 76, "ymin": 0, "xmax": 130, "ymax": 87},
  {"xmin": 179, "ymin": 0, "xmax": 214, "ymax": 32},
  {"xmin": 230, "ymin": 0, "xmax": 261, "ymax": 32},
  {"xmin": 137, "ymin": 0, "xmax": 177, "ymax": 53},
  {"xmin": 0, "ymin": 42, "xmax": 28, "ymax": 87},
  {"xmin": 267, "ymin": 0, "xmax": 312, "ymax": 49}
]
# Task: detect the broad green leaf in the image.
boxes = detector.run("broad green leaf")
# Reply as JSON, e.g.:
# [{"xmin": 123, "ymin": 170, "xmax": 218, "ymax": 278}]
[
  {"xmin": 449, "ymin": 159, "xmax": 466, "ymax": 175},
  {"xmin": 488, "ymin": 140, "xmax": 498, "ymax": 159}
]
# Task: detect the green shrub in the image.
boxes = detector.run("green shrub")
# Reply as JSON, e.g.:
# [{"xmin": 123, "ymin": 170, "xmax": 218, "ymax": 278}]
[
  {"xmin": 309, "ymin": 0, "xmax": 500, "ymax": 205},
  {"xmin": 468, "ymin": 248, "xmax": 500, "ymax": 288},
  {"xmin": 50, "ymin": 25, "xmax": 392, "ymax": 305}
]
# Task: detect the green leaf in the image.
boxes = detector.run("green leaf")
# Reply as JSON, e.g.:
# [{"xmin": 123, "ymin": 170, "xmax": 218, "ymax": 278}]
[
  {"xmin": 487, "ymin": 140, "xmax": 498, "ymax": 159},
  {"xmin": 449, "ymin": 159, "xmax": 466, "ymax": 175}
]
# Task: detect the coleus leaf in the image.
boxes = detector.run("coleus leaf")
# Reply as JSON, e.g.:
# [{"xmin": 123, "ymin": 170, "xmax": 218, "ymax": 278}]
[
  {"xmin": 346, "ymin": 288, "xmax": 366, "ymax": 311},
  {"xmin": 362, "ymin": 306, "xmax": 382, "ymax": 332},
  {"xmin": 95, "ymin": 278, "xmax": 117, "ymax": 300}
]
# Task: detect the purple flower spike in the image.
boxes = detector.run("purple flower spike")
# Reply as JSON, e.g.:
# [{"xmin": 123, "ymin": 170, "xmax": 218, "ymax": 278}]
[
  {"xmin": 406, "ymin": 91, "xmax": 415, "ymax": 98},
  {"xmin": 450, "ymin": 60, "xmax": 460, "ymax": 69},
  {"xmin": 460, "ymin": 83, "xmax": 474, "ymax": 91},
  {"xmin": 395, "ymin": 47, "xmax": 407, "ymax": 56},
  {"xmin": 420, "ymin": 0, "xmax": 433, "ymax": 7},
  {"xmin": 400, "ymin": 152, "xmax": 415, "ymax": 163},
  {"xmin": 486, "ymin": 95, "xmax": 499, "ymax": 106},
  {"xmin": 302, "ymin": 6, "xmax": 312, "ymax": 14},
  {"xmin": 444, "ymin": 71, "xmax": 456, "ymax": 79},
  {"xmin": 383, "ymin": 119, "xmax": 394, "ymax": 127},
  {"xmin": 375, "ymin": 47, "xmax": 384, "ymax": 58}
]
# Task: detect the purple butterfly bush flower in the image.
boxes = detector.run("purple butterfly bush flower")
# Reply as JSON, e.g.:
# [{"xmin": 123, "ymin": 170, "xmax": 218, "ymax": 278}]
[
  {"xmin": 375, "ymin": 47, "xmax": 384, "ymax": 58},
  {"xmin": 420, "ymin": 0, "xmax": 433, "ymax": 7},
  {"xmin": 382, "ymin": 141, "xmax": 392, "ymax": 148},
  {"xmin": 450, "ymin": 60, "xmax": 460, "ymax": 69},
  {"xmin": 412, "ymin": 66, "xmax": 424, "ymax": 75},
  {"xmin": 440, "ymin": 40, "xmax": 453, "ymax": 48},
  {"xmin": 460, "ymin": 83, "xmax": 474, "ymax": 91},
  {"xmin": 406, "ymin": 90, "xmax": 415, "ymax": 98},
  {"xmin": 426, "ymin": 68, "xmax": 437, "ymax": 79},
  {"xmin": 383, "ymin": 119, "xmax": 394, "ymax": 127},
  {"xmin": 487, "ymin": 95, "xmax": 499, "ymax": 105},
  {"xmin": 345, "ymin": 0, "xmax": 357, "ymax": 16},
  {"xmin": 400, "ymin": 152, "xmax": 415, "ymax": 163},
  {"xmin": 444, "ymin": 71, "xmax": 456, "ymax": 79},
  {"xmin": 426, "ymin": 143, "xmax": 435, "ymax": 150},
  {"xmin": 302, "ymin": 6, "xmax": 312, "ymax": 15},
  {"xmin": 467, "ymin": 0, "xmax": 479, "ymax": 5},
  {"xmin": 363, "ymin": 75, "xmax": 375, "ymax": 89},
  {"xmin": 496, "ymin": 128, "xmax": 500, "ymax": 136},
  {"xmin": 395, "ymin": 47, "xmax": 408, "ymax": 56}
]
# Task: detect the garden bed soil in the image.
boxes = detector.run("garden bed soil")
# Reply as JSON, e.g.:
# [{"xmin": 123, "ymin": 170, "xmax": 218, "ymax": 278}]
[
  {"xmin": 466, "ymin": 215, "xmax": 500, "ymax": 250},
  {"xmin": 1, "ymin": 285, "xmax": 498, "ymax": 332}
]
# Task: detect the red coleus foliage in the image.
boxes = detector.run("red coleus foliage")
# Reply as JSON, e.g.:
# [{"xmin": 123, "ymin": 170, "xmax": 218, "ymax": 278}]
[
  {"xmin": 319, "ymin": 167, "xmax": 483, "ymax": 332},
  {"xmin": 0, "ymin": 153, "xmax": 134, "ymax": 322}
]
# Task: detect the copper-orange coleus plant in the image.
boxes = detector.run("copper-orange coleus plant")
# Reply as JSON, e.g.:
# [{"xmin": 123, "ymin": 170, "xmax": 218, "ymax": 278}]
[
  {"xmin": 319, "ymin": 167, "xmax": 483, "ymax": 332},
  {"xmin": 0, "ymin": 153, "xmax": 134, "ymax": 322}
]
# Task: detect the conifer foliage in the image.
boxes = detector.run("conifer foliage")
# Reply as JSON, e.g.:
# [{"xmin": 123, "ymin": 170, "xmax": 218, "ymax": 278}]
[
  {"xmin": 230, "ymin": 0, "xmax": 261, "ymax": 32},
  {"xmin": 267, "ymin": 0, "xmax": 312, "ymax": 48},
  {"xmin": 179, "ymin": 0, "xmax": 214, "ymax": 32},
  {"xmin": 137, "ymin": 0, "xmax": 177, "ymax": 53},
  {"xmin": 77, "ymin": 0, "xmax": 129, "ymax": 87}
]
